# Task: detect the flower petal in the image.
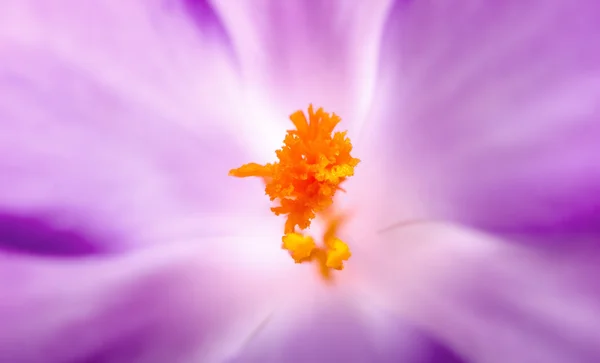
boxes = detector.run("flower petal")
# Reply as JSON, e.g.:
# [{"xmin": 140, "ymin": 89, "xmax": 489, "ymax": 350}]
[
  {"xmin": 211, "ymin": 0, "xmax": 393, "ymax": 147},
  {"xmin": 0, "ymin": 1, "xmax": 275, "ymax": 253},
  {"xmin": 0, "ymin": 0, "xmax": 240, "ymax": 125},
  {"xmin": 370, "ymin": 0, "xmax": 600, "ymax": 234},
  {"xmin": 0, "ymin": 213, "xmax": 101, "ymax": 257},
  {"xmin": 227, "ymin": 289, "xmax": 465, "ymax": 363},
  {"xmin": 359, "ymin": 223, "xmax": 600, "ymax": 363},
  {"xmin": 0, "ymin": 243, "xmax": 293, "ymax": 363}
]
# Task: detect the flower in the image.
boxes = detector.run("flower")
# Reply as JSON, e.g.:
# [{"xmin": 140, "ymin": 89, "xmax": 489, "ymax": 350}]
[{"xmin": 1, "ymin": 1, "xmax": 600, "ymax": 363}]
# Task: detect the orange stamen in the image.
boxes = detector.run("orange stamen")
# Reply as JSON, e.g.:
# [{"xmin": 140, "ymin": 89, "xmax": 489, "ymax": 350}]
[{"xmin": 229, "ymin": 105, "xmax": 359, "ymax": 278}]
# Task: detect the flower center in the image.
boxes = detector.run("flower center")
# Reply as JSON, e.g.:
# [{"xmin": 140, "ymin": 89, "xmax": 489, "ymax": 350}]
[{"xmin": 229, "ymin": 105, "xmax": 360, "ymax": 279}]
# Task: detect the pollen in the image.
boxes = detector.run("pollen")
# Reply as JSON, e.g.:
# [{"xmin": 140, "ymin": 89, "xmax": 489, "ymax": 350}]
[
  {"xmin": 325, "ymin": 238, "xmax": 351, "ymax": 270},
  {"xmin": 229, "ymin": 105, "xmax": 360, "ymax": 278},
  {"xmin": 281, "ymin": 233, "xmax": 316, "ymax": 263}
]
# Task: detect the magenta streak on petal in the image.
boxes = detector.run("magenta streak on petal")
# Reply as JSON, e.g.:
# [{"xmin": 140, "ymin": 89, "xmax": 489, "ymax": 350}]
[{"xmin": 0, "ymin": 213, "xmax": 103, "ymax": 257}]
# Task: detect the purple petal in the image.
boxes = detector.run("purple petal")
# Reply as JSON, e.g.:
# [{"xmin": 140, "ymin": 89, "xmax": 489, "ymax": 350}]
[
  {"xmin": 361, "ymin": 223, "xmax": 600, "ymax": 362},
  {"xmin": 228, "ymin": 292, "xmax": 465, "ymax": 363},
  {"xmin": 0, "ymin": 213, "xmax": 100, "ymax": 257},
  {"xmin": 370, "ymin": 0, "xmax": 600, "ymax": 234},
  {"xmin": 0, "ymin": 245, "xmax": 285, "ymax": 363},
  {"xmin": 211, "ymin": 0, "xmax": 392, "ymax": 134},
  {"xmin": 0, "ymin": 1, "xmax": 275, "ymax": 254}
]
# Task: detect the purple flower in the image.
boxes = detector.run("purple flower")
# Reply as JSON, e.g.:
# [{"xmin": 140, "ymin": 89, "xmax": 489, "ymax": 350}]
[{"xmin": 1, "ymin": 1, "xmax": 599, "ymax": 362}]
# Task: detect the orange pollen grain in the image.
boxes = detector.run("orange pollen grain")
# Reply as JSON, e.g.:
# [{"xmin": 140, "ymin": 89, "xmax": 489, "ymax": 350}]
[{"xmin": 229, "ymin": 105, "xmax": 359, "ymax": 277}]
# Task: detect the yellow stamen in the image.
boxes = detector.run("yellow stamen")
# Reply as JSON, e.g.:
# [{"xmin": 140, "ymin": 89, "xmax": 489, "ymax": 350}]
[
  {"xmin": 281, "ymin": 233, "xmax": 315, "ymax": 263},
  {"xmin": 229, "ymin": 105, "xmax": 359, "ymax": 278},
  {"xmin": 325, "ymin": 238, "xmax": 352, "ymax": 270}
]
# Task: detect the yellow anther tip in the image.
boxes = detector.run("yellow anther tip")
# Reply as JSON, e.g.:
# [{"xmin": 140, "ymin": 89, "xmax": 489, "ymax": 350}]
[
  {"xmin": 282, "ymin": 233, "xmax": 316, "ymax": 263},
  {"xmin": 325, "ymin": 238, "xmax": 351, "ymax": 270}
]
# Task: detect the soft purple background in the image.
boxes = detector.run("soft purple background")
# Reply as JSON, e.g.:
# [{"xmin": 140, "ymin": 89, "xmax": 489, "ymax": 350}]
[{"xmin": 0, "ymin": 1, "xmax": 599, "ymax": 362}]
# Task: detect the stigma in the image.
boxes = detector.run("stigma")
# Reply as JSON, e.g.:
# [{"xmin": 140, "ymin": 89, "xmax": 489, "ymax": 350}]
[{"xmin": 229, "ymin": 105, "xmax": 360, "ymax": 279}]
